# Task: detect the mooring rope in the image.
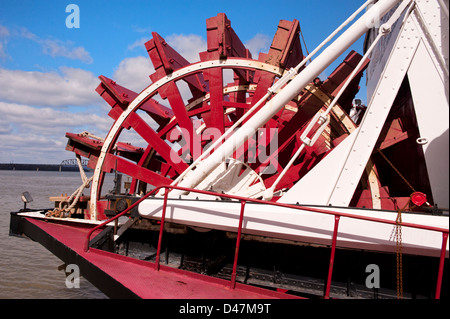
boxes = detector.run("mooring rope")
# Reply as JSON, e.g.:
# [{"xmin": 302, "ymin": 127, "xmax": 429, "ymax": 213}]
[{"xmin": 45, "ymin": 155, "xmax": 93, "ymax": 218}]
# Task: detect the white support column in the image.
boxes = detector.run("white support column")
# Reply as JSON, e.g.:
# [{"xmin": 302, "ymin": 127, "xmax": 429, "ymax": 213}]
[
  {"xmin": 326, "ymin": 15, "xmax": 421, "ymax": 207},
  {"xmin": 406, "ymin": 1, "xmax": 449, "ymax": 208},
  {"xmin": 408, "ymin": 41, "xmax": 449, "ymax": 208}
]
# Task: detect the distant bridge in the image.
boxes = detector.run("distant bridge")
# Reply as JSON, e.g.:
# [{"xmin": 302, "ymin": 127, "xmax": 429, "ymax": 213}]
[{"xmin": 60, "ymin": 158, "xmax": 89, "ymax": 167}]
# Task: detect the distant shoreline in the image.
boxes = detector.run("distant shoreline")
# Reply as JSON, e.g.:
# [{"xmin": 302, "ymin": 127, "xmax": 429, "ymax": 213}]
[{"xmin": 0, "ymin": 163, "xmax": 91, "ymax": 172}]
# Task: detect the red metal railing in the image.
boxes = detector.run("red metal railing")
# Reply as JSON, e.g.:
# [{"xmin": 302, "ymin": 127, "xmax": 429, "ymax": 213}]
[{"xmin": 84, "ymin": 185, "xmax": 449, "ymax": 299}]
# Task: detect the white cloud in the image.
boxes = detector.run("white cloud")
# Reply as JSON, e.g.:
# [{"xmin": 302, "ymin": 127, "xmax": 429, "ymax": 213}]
[
  {"xmin": 112, "ymin": 55, "xmax": 154, "ymax": 92},
  {"xmin": 0, "ymin": 131, "xmax": 78, "ymax": 164},
  {"xmin": 0, "ymin": 67, "xmax": 100, "ymax": 107},
  {"xmin": 132, "ymin": 25, "xmax": 152, "ymax": 34},
  {"xmin": 127, "ymin": 37, "xmax": 148, "ymax": 51},
  {"xmin": 17, "ymin": 26, "xmax": 93, "ymax": 64},
  {"xmin": 165, "ymin": 34, "xmax": 206, "ymax": 63},
  {"xmin": 0, "ymin": 42, "xmax": 7, "ymax": 60},
  {"xmin": 0, "ymin": 101, "xmax": 113, "ymax": 163},
  {"xmin": 245, "ymin": 33, "xmax": 271, "ymax": 58},
  {"xmin": 0, "ymin": 24, "xmax": 105, "ymax": 163},
  {"xmin": 0, "ymin": 24, "xmax": 10, "ymax": 60},
  {"xmin": 0, "ymin": 133, "xmax": 63, "ymax": 163},
  {"xmin": 0, "ymin": 25, "xmax": 9, "ymax": 38},
  {"xmin": 40, "ymin": 39, "xmax": 93, "ymax": 64},
  {"xmin": 0, "ymin": 119, "xmax": 12, "ymax": 134},
  {"xmin": 0, "ymin": 102, "xmax": 109, "ymax": 130},
  {"xmin": 18, "ymin": 27, "xmax": 38, "ymax": 40}
]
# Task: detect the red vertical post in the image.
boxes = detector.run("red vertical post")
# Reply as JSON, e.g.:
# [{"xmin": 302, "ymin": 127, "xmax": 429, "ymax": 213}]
[
  {"xmin": 435, "ymin": 232, "xmax": 448, "ymax": 299},
  {"xmin": 325, "ymin": 215, "xmax": 340, "ymax": 299},
  {"xmin": 155, "ymin": 188, "xmax": 170, "ymax": 271},
  {"xmin": 230, "ymin": 200, "xmax": 246, "ymax": 289}
]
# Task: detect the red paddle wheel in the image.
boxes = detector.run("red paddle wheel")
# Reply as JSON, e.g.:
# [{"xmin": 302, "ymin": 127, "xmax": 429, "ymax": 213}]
[{"xmin": 65, "ymin": 13, "xmax": 374, "ymax": 220}]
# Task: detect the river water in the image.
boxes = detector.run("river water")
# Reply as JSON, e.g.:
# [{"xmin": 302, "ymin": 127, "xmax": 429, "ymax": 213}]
[{"xmin": 0, "ymin": 170, "xmax": 114, "ymax": 299}]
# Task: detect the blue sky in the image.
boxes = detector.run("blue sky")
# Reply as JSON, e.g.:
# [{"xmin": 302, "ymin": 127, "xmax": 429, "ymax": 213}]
[{"xmin": 0, "ymin": 0, "xmax": 369, "ymax": 164}]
